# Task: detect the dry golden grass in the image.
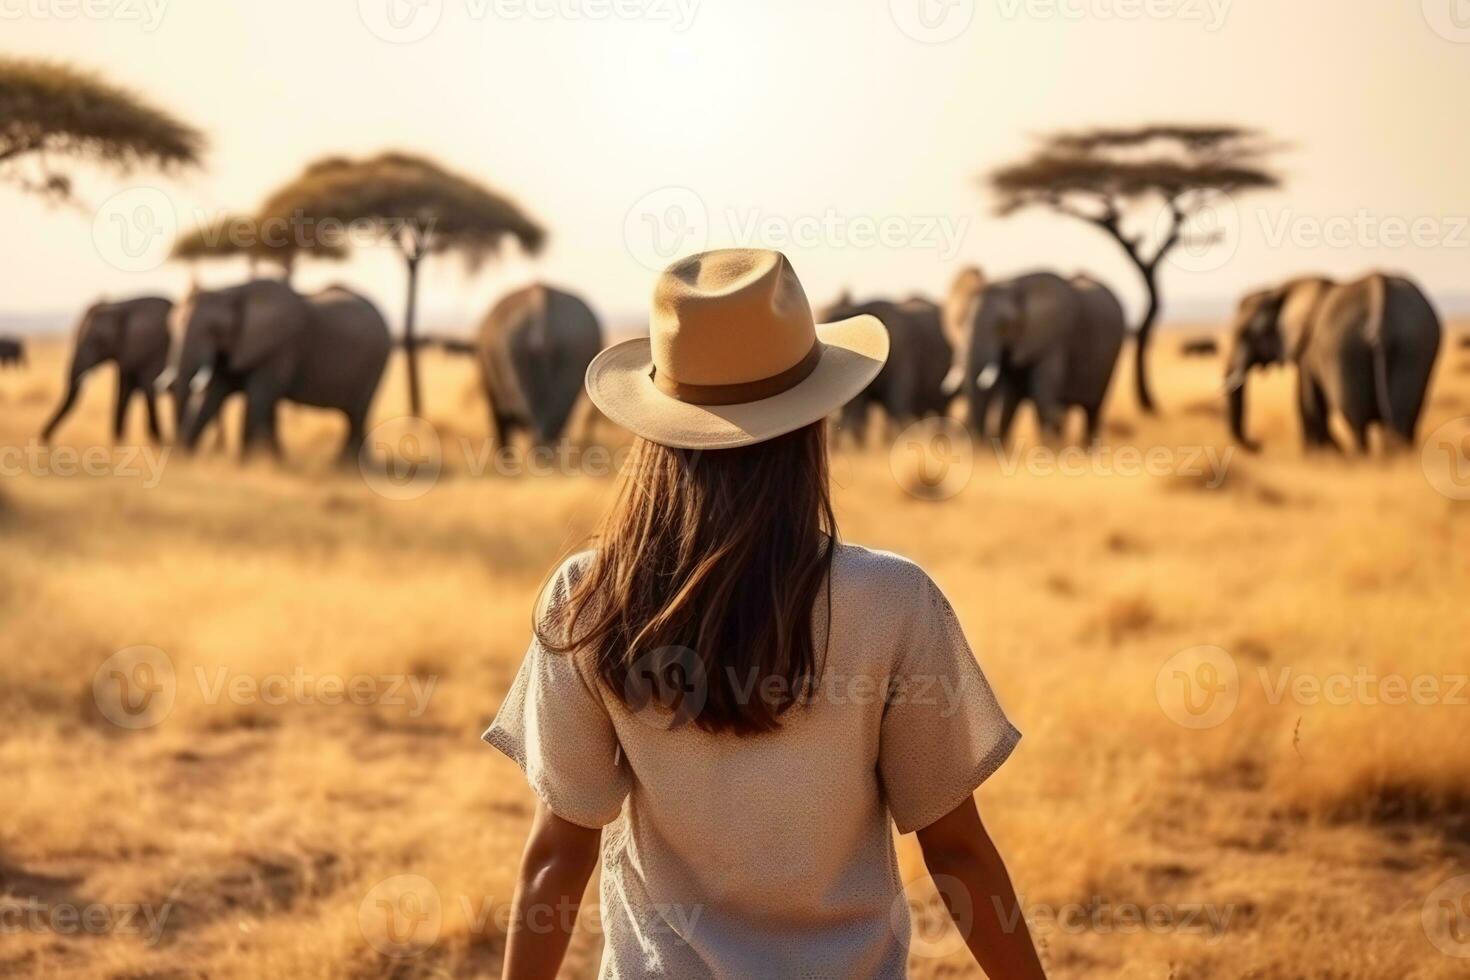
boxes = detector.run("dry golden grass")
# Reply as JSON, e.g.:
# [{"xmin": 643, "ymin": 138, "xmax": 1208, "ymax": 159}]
[{"xmin": 3, "ymin": 330, "xmax": 1470, "ymax": 979}]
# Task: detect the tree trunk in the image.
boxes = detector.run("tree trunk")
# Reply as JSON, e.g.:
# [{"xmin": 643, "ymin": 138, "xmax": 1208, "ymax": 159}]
[
  {"xmin": 1132, "ymin": 268, "xmax": 1160, "ymax": 414},
  {"xmin": 403, "ymin": 255, "xmax": 423, "ymax": 417}
]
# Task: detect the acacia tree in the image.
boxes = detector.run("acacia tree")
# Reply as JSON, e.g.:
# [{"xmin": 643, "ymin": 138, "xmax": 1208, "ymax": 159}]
[
  {"xmin": 989, "ymin": 125, "xmax": 1281, "ymax": 412},
  {"xmin": 258, "ymin": 152, "xmax": 544, "ymax": 416},
  {"xmin": 172, "ymin": 213, "xmax": 346, "ymax": 282},
  {"xmin": 0, "ymin": 57, "xmax": 202, "ymax": 200}
]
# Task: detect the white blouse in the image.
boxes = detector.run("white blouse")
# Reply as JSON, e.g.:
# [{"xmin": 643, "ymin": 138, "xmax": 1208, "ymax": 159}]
[{"xmin": 484, "ymin": 542, "xmax": 1020, "ymax": 979}]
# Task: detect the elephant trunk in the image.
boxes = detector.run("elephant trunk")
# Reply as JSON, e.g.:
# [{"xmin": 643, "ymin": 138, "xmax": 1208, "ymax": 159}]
[
  {"xmin": 966, "ymin": 325, "xmax": 1002, "ymax": 391},
  {"xmin": 171, "ymin": 376, "xmax": 193, "ymax": 444},
  {"xmin": 169, "ymin": 324, "xmax": 215, "ymax": 446},
  {"xmin": 40, "ymin": 367, "xmax": 86, "ymax": 443},
  {"xmin": 1224, "ymin": 345, "xmax": 1258, "ymax": 453}
]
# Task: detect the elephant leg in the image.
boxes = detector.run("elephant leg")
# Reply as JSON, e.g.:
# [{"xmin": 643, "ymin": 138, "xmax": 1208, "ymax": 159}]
[
  {"xmin": 1029, "ymin": 359, "xmax": 1067, "ymax": 445},
  {"xmin": 1297, "ymin": 372, "xmax": 1340, "ymax": 453},
  {"xmin": 889, "ymin": 367, "xmax": 919, "ymax": 435},
  {"xmin": 241, "ymin": 379, "xmax": 284, "ymax": 459},
  {"xmin": 183, "ymin": 377, "xmax": 231, "ymax": 452},
  {"xmin": 41, "ymin": 375, "xmax": 85, "ymax": 443},
  {"xmin": 339, "ymin": 411, "xmax": 365, "ymax": 466},
  {"xmin": 1338, "ymin": 386, "xmax": 1375, "ymax": 455},
  {"xmin": 339, "ymin": 395, "xmax": 374, "ymax": 465},
  {"xmin": 994, "ymin": 383, "xmax": 1024, "ymax": 452},
  {"xmin": 966, "ymin": 387, "xmax": 993, "ymax": 440},
  {"xmin": 1350, "ymin": 422, "xmax": 1372, "ymax": 455},
  {"xmin": 1082, "ymin": 405, "xmax": 1102, "ymax": 448},
  {"xmin": 263, "ymin": 403, "xmax": 285, "ymax": 459},
  {"xmin": 142, "ymin": 385, "xmax": 164, "ymax": 444},
  {"xmin": 1385, "ymin": 360, "xmax": 1434, "ymax": 448},
  {"xmin": 113, "ymin": 379, "xmax": 136, "ymax": 444}
]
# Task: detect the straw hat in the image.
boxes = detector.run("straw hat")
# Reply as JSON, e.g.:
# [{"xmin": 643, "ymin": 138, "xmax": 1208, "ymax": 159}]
[{"xmin": 585, "ymin": 249, "xmax": 889, "ymax": 449}]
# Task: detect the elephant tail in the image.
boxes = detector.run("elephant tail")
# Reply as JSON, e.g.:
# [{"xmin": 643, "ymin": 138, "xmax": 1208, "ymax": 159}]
[{"xmin": 1366, "ymin": 274, "xmax": 1396, "ymax": 434}]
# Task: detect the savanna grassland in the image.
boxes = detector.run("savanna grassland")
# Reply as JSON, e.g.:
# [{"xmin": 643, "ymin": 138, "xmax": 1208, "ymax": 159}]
[{"xmin": 2, "ymin": 331, "xmax": 1470, "ymax": 979}]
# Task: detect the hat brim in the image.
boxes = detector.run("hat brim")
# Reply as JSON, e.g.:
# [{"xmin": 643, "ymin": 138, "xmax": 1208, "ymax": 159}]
[{"xmin": 584, "ymin": 314, "xmax": 890, "ymax": 450}]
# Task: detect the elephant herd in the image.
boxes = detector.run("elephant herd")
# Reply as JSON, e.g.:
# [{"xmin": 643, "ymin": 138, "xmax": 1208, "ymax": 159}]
[
  {"xmin": 30, "ymin": 265, "xmax": 1448, "ymax": 465},
  {"xmin": 827, "ymin": 267, "xmax": 1127, "ymax": 448},
  {"xmin": 830, "ymin": 266, "xmax": 1445, "ymax": 455},
  {"xmin": 38, "ymin": 280, "xmax": 606, "ymax": 463}
]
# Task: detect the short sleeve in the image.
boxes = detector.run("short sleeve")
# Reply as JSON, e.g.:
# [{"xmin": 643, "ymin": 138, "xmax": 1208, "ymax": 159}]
[
  {"xmin": 878, "ymin": 570, "xmax": 1020, "ymax": 834},
  {"xmin": 482, "ymin": 558, "xmax": 630, "ymax": 829}
]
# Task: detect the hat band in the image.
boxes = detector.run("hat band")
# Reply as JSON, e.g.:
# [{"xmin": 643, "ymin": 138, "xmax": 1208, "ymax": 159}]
[{"xmin": 653, "ymin": 341, "xmax": 823, "ymax": 406}]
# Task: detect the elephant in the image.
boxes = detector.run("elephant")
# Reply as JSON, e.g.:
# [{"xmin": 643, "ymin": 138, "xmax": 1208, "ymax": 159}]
[
  {"xmin": 1181, "ymin": 337, "xmax": 1220, "ymax": 358},
  {"xmin": 945, "ymin": 268, "xmax": 1126, "ymax": 446},
  {"xmin": 0, "ymin": 336, "xmax": 24, "ymax": 368},
  {"xmin": 170, "ymin": 280, "xmax": 391, "ymax": 461},
  {"xmin": 476, "ymin": 284, "xmax": 603, "ymax": 448},
  {"xmin": 1224, "ymin": 273, "xmax": 1441, "ymax": 453},
  {"xmin": 41, "ymin": 297, "xmax": 172, "ymax": 443},
  {"xmin": 820, "ymin": 293, "xmax": 953, "ymax": 446}
]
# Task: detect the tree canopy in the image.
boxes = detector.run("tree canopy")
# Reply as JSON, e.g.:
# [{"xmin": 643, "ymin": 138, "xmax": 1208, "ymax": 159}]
[
  {"xmin": 171, "ymin": 213, "xmax": 347, "ymax": 275},
  {"xmin": 988, "ymin": 124, "xmax": 1281, "ymax": 412},
  {"xmin": 258, "ymin": 152, "xmax": 545, "ymax": 267},
  {"xmin": 0, "ymin": 57, "xmax": 203, "ymax": 199}
]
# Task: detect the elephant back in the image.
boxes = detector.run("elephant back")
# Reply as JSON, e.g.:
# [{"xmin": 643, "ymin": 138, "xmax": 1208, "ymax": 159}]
[
  {"xmin": 478, "ymin": 284, "xmax": 603, "ymax": 441},
  {"xmin": 895, "ymin": 297, "xmax": 952, "ymax": 414},
  {"xmin": 478, "ymin": 286, "xmax": 547, "ymax": 419},
  {"xmin": 104, "ymin": 296, "xmax": 173, "ymax": 376},
  {"xmin": 1309, "ymin": 274, "xmax": 1441, "ymax": 423},
  {"xmin": 1381, "ymin": 276, "xmax": 1443, "ymax": 359},
  {"xmin": 290, "ymin": 286, "xmax": 392, "ymax": 411},
  {"xmin": 1064, "ymin": 276, "xmax": 1126, "ymax": 409}
]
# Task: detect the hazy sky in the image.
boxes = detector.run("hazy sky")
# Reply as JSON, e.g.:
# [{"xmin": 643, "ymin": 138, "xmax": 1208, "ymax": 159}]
[{"xmin": 5, "ymin": 0, "xmax": 1469, "ymax": 331}]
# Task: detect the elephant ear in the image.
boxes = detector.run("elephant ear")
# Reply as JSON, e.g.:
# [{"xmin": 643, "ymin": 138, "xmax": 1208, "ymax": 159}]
[
  {"xmin": 943, "ymin": 266, "xmax": 986, "ymax": 348},
  {"xmin": 228, "ymin": 283, "xmax": 307, "ymax": 373},
  {"xmin": 1276, "ymin": 279, "xmax": 1330, "ymax": 362}
]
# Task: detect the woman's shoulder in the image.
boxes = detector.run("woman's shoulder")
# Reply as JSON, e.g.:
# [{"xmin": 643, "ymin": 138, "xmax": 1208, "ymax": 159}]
[
  {"xmin": 534, "ymin": 550, "xmax": 598, "ymax": 632},
  {"xmin": 831, "ymin": 541, "xmax": 938, "ymax": 606}
]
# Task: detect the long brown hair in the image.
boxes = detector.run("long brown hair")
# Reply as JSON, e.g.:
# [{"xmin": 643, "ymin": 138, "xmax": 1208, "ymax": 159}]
[{"xmin": 539, "ymin": 421, "xmax": 836, "ymax": 735}]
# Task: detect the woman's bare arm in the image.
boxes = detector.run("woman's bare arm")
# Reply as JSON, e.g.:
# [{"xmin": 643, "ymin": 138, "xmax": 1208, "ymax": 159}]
[
  {"xmin": 916, "ymin": 796, "xmax": 1047, "ymax": 979},
  {"xmin": 500, "ymin": 801, "xmax": 602, "ymax": 980}
]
